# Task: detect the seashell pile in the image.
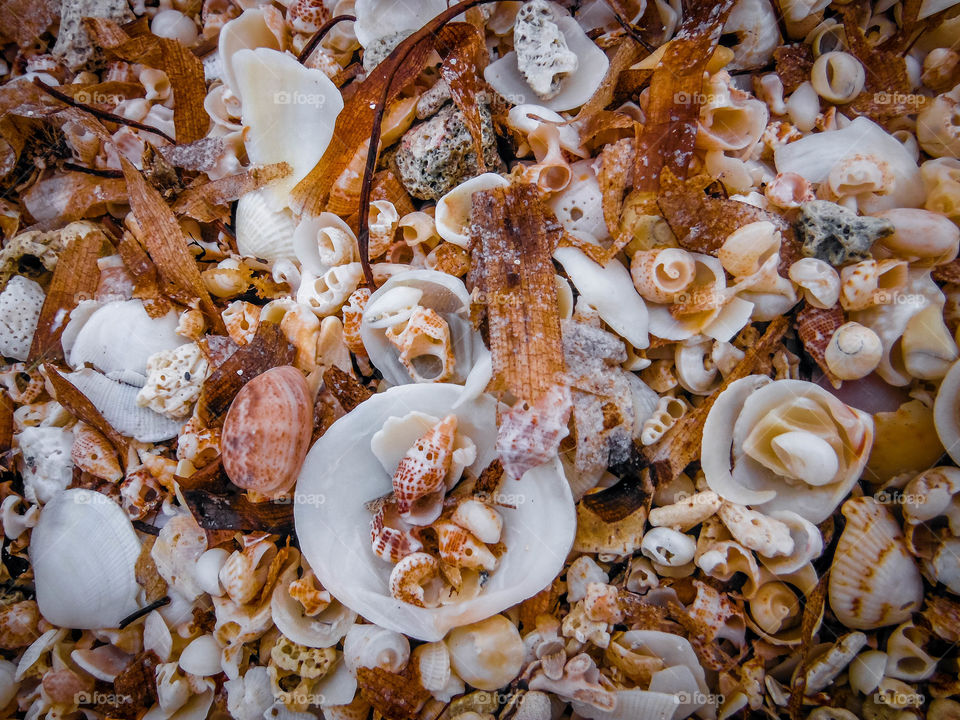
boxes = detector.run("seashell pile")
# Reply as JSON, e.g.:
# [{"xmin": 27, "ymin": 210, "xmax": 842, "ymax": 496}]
[{"xmin": 1, "ymin": 0, "xmax": 959, "ymax": 718}]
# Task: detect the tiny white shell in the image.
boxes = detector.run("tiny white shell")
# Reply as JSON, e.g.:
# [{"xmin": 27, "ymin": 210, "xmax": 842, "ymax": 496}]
[
  {"xmin": 825, "ymin": 322, "xmax": 882, "ymax": 380},
  {"xmin": 195, "ymin": 548, "xmax": 229, "ymax": 597},
  {"xmin": 811, "ymin": 52, "xmax": 865, "ymax": 104},
  {"xmin": 179, "ymin": 635, "xmax": 223, "ymax": 677},
  {"xmin": 849, "ymin": 650, "xmax": 888, "ymax": 695},
  {"xmin": 343, "ymin": 623, "xmax": 410, "ymax": 674},
  {"xmin": 293, "ymin": 212, "xmax": 359, "ymax": 276},
  {"xmin": 272, "ymin": 560, "xmax": 356, "ymax": 649},
  {"xmin": 235, "ymin": 189, "xmax": 297, "ymax": 261},
  {"xmin": 788, "ymin": 257, "xmax": 840, "ymax": 309},
  {"xmin": 640, "ymin": 527, "xmax": 697, "ymax": 567}
]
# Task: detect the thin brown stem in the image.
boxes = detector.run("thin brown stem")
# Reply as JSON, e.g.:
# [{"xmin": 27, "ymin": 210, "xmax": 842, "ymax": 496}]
[
  {"xmin": 62, "ymin": 162, "xmax": 124, "ymax": 178},
  {"xmin": 297, "ymin": 14, "xmax": 357, "ymax": 64},
  {"xmin": 33, "ymin": 77, "xmax": 177, "ymax": 143}
]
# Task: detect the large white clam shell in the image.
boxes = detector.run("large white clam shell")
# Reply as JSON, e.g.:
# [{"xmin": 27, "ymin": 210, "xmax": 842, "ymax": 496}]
[
  {"xmin": 232, "ymin": 47, "xmax": 344, "ymax": 205},
  {"xmin": 701, "ymin": 376, "xmax": 873, "ymax": 523},
  {"xmin": 828, "ymin": 497, "xmax": 923, "ymax": 630},
  {"xmin": 485, "ymin": 7, "xmax": 610, "ymax": 111},
  {"xmin": 218, "ymin": 9, "xmax": 281, "ymax": 100},
  {"xmin": 64, "ymin": 368, "xmax": 185, "ymax": 442},
  {"xmin": 294, "ymin": 383, "xmax": 576, "ymax": 641},
  {"xmin": 235, "ymin": 189, "xmax": 297, "ymax": 262},
  {"xmin": 62, "ymin": 300, "xmax": 183, "ymax": 385},
  {"xmin": 30, "ymin": 488, "xmax": 141, "ymax": 629},
  {"xmin": 360, "ymin": 269, "xmax": 486, "ymax": 386}
]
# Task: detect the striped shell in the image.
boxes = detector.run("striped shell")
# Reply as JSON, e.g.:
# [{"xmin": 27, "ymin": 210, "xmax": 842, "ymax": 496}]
[
  {"xmin": 392, "ymin": 415, "xmax": 457, "ymax": 524},
  {"xmin": 828, "ymin": 497, "xmax": 923, "ymax": 630},
  {"xmin": 235, "ymin": 189, "xmax": 297, "ymax": 262},
  {"xmin": 370, "ymin": 500, "xmax": 422, "ymax": 563}
]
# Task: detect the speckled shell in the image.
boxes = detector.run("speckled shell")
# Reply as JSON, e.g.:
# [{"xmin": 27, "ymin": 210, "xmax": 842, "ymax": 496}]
[
  {"xmin": 392, "ymin": 414, "xmax": 456, "ymax": 520},
  {"xmin": 222, "ymin": 366, "xmax": 313, "ymax": 497},
  {"xmin": 828, "ymin": 497, "xmax": 923, "ymax": 630}
]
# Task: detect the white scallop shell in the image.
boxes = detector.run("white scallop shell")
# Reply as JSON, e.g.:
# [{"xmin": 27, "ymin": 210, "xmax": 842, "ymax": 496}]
[
  {"xmin": 343, "ymin": 623, "xmax": 410, "ymax": 674},
  {"xmin": 485, "ymin": 9, "xmax": 610, "ymax": 112},
  {"xmin": 62, "ymin": 300, "xmax": 184, "ymax": 385},
  {"xmin": 294, "ymin": 383, "xmax": 576, "ymax": 641},
  {"xmin": 235, "ymin": 189, "xmax": 297, "ymax": 261},
  {"xmin": 232, "ymin": 47, "xmax": 344, "ymax": 205},
  {"xmin": 64, "ymin": 368, "xmax": 185, "ymax": 442},
  {"xmin": 272, "ymin": 561, "xmax": 357, "ymax": 649},
  {"xmin": 30, "ymin": 488, "xmax": 141, "ymax": 629},
  {"xmin": 553, "ymin": 247, "xmax": 649, "ymax": 349},
  {"xmin": 360, "ymin": 269, "xmax": 486, "ymax": 386}
]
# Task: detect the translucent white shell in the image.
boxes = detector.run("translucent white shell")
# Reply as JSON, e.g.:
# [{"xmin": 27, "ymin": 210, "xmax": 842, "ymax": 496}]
[
  {"xmin": 788, "ymin": 258, "xmax": 840, "ymax": 309},
  {"xmin": 701, "ymin": 375, "xmax": 873, "ymax": 523},
  {"xmin": 549, "ymin": 160, "xmax": 608, "ymax": 241},
  {"xmin": 272, "ymin": 560, "xmax": 357, "ymax": 649},
  {"xmin": 774, "ymin": 117, "xmax": 924, "ymax": 213},
  {"xmin": 294, "ymin": 383, "xmax": 576, "ymax": 641},
  {"xmin": 232, "ymin": 47, "xmax": 344, "ymax": 205},
  {"xmin": 293, "ymin": 212, "xmax": 359, "ymax": 276},
  {"xmin": 360, "ymin": 269, "xmax": 486, "ymax": 386},
  {"xmin": 235, "ymin": 189, "xmax": 297, "ymax": 261},
  {"xmin": 63, "ymin": 368, "xmax": 185, "ymax": 442},
  {"xmin": 696, "ymin": 72, "xmax": 769, "ymax": 152},
  {"xmin": 343, "ymin": 623, "xmax": 409, "ymax": 674},
  {"xmin": 811, "ymin": 52, "xmax": 865, "ymax": 104},
  {"xmin": 507, "ymin": 104, "xmax": 585, "ymax": 158},
  {"xmin": 435, "ymin": 173, "xmax": 510, "ymax": 248},
  {"xmin": 62, "ymin": 300, "xmax": 184, "ymax": 385},
  {"xmin": 828, "ymin": 497, "xmax": 923, "ymax": 630},
  {"xmin": 218, "ymin": 9, "xmax": 281, "ymax": 100},
  {"xmin": 353, "ymin": 0, "xmax": 445, "ymax": 47},
  {"xmin": 485, "ymin": 5, "xmax": 610, "ymax": 112},
  {"xmin": 553, "ymin": 247, "xmax": 649, "ymax": 349},
  {"xmin": 30, "ymin": 489, "xmax": 141, "ymax": 629}
]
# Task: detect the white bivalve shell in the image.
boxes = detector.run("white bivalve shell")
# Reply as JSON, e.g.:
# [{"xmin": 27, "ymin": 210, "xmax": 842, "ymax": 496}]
[
  {"xmin": 30, "ymin": 489, "xmax": 141, "ymax": 629},
  {"xmin": 360, "ymin": 269, "xmax": 487, "ymax": 386},
  {"xmin": 235, "ymin": 189, "xmax": 297, "ymax": 261},
  {"xmin": 828, "ymin": 497, "xmax": 923, "ymax": 630},
  {"xmin": 445, "ymin": 615, "xmax": 524, "ymax": 692},
  {"xmin": 179, "ymin": 635, "xmax": 222, "ymax": 677},
  {"xmin": 435, "ymin": 173, "xmax": 510, "ymax": 248},
  {"xmin": 485, "ymin": 1, "xmax": 609, "ymax": 111},
  {"xmin": 294, "ymin": 383, "xmax": 576, "ymax": 641},
  {"xmin": 62, "ymin": 300, "xmax": 183, "ymax": 385},
  {"xmin": 353, "ymin": 0, "xmax": 445, "ymax": 48},
  {"xmin": 701, "ymin": 375, "xmax": 873, "ymax": 523}
]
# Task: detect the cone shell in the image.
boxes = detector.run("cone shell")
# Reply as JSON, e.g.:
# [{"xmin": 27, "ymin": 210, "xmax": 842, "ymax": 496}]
[
  {"xmin": 828, "ymin": 497, "xmax": 923, "ymax": 630},
  {"xmin": 222, "ymin": 366, "xmax": 313, "ymax": 497}
]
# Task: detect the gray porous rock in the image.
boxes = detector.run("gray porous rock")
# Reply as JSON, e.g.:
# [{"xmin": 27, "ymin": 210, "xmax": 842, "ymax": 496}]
[
  {"xmin": 514, "ymin": 0, "xmax": 578, "ymax": 100},
  {"xmin": 53, "ymin": 0, "xmax": 135, "ymax": 70},
  {"xmin": 394, "ymin": 102, "xmax": 503, "ymax": 201},
  {"xmin": 795, "ymin": 199, "xmax": 895, "ymax": 265},
  {"xmin": 361, "ymin": 30, "xmax": 410, "ymax": 73}
]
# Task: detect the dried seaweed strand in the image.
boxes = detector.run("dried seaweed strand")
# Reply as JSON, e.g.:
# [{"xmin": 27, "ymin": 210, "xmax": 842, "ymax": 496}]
[
  {"xmin": 32, "ymin": 78, "xmax": 175, "ymax": 143},
  {"xmin": 182, "ymin": 488, "xmax": 294, "ymax": 534},
  {"xmin": 322, "ymin": 366, "xmax": 372, "ymax": 412},
  {"xmin": 468, "ymin": 183, "xmax": 566, "ymax": 405},
  {"xmin": 297, "ymin": 14, "xmax": 356, "ymax": 64}
]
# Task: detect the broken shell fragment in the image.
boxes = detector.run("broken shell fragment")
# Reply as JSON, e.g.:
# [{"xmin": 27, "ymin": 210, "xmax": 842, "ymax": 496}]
[
  {"xmin": 445, "ymin": 615, "xmax": 524, "ymax": 692},
  {"xmin": 30, "ymin": 489, "xmax": 141, "ymax": 629},
  {"xmin": 221, "ymin": 366, "xmax": 313, "ymax": 497}
]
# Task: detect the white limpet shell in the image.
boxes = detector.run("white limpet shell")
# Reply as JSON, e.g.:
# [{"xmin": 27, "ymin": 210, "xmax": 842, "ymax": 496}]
[
  {"xmin": 873, "ymin": 208, "xmax": 960, "ymax": 266},
  {"xmin": 553, "ymin": 247, "xmax": 649, "ymax": 349},
  {"xmin": 63, "ymin": 368, "xmax": 185, "ymax": 442},
  {"xmin": 235, "ymin": 189, "xmax": 297, "ymax": 262},
  {"xmin": 701, "ymin": 376, "xmax": 873, "ymax": 524},
  {"xmin": 144, "ymin": 610, "xmax": 173, "ymax": 662},
  {"xmin": 294, "ymin": 383, "xmax": 576, "ymax": 641},
  {"xmin": 829, "ymin": 497, "xmax": 923, "ymax": 630},
  {"xmin": 774, "ymin": 116, "xmax": 924, "ymax": 213},
  {"xmin": 435, "ymin": 173, "xmax": 510, "ymax": 248},
  {"xmin": 30, "ymin": 488, "xmax": 141, "ymax": 629},
  {"xmin": 360, "ymin": 269, "xmax": 486, "ymax": 386},
  {"xmin": 293, "ymin": 212, "xmax": 359, "ymax": 276},
  {"xmin": 62, "ymin": 300, "xmax": 184, "ymax": 385},
  {"xmin": 446, "ymin": 615, "xmax": 524, "ymax": 692},
  {"xmin": 549, "ymin": 160, "xmax": 608, "ymax": 241},
  {"xmin": 485, "ymin": 5, "xmax": 610, "ymax": 112},
  {"xmin": 353, "ymin": 0, "xmax": 445, "ymax": 48},
  {"xmin": 850, "ymin": 650, "xmax": 888, "ymax": 695},
  {"xmin": 272, "ymin": 561, "xmax": 356, "ymax": 649},
  {"xmin": 179, "ymin": 635, "xmax": 222, "ymax": 677},
  {"xmin": 232, "ymin": 47, "xmax": 344, "ymax": 205}
]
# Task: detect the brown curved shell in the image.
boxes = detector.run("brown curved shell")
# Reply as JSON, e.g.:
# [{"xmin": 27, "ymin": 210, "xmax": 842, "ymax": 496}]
[{"xmin": 221, "ymin": 366, "xmax": 313, "ymax": 497}]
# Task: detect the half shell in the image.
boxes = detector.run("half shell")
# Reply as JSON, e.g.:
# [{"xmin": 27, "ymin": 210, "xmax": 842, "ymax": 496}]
[
  {"xmin": 30, "ymin": 489, "xmax": 141, "ymax": 629},
  {"xmin": 294, "ymin": 383, "xmax": 576, "ymax": 641},
  {"xmin": 235, "ymin": 189, "xmax": 297, "ymax": 261}
]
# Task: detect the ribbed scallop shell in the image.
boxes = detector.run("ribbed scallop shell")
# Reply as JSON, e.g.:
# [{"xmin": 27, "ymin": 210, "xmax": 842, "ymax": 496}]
[
  {"xmin": 392, "ymin": 415, "xmax": 457, "ymax": 522},
  {"xmin": 235, "ymin": 189, "xmax": 297, "ymax": 262},
  {"xmin": 828, "ymin": 497, "xmax": 923, "ymax": 630}
]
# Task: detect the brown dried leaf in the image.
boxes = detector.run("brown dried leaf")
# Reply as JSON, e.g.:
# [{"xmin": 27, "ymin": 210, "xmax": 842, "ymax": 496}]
[
  {"xmin": 44, "ymin": 365, "xmax": 129, "ymax": 457},
  {"xmin": 631, "ymin": 0, "xmax": 736, "ymax": 194},
  {"xmin": 0, "ymin": 391, "xmax": 12, "ymax": 458},
  {"xmin": 474, "ymin": 458, "xmax": 505, "ymax": 496},
  {"xmin": 788, "ymin": 573, "xmax": 828, "ymax": 720},
  {"xmin": 322, "ymin": 365, "xmax": 372, "ymax": 413},
  {"xmin": 135, "ymin": 537, "xmax": 168, "ymax": 604},
  {"xmin": 437, "ymin": 23, "xmax": 489, "ymax": 172},
  {"xmin": 357, "ymin": 665, "xmax": 431, "ymax": 720},
  {"xmin": 0, "ymin": 0, "xmax": 58, "ymax": 46},
  {"xmin": 21, "ymin": 172, "xmax": 128, "ymax": 226},
  {"xmin": 641, "ymin": 316, "xmax": 789, "ymax": 485},
  {"xmin": 518, "ymin": 579, "xmax": 562, "ymax": 633},
  {"xmin": 181, "ymin": 488, "xmax": 294, "ymax": 534},
  {"xmin": 172, "ymin": 163, "xmax": 292, "ymax": 222},
  {"xmin": 117, "ymin": 230, "xmax": 173, "ymax": 318},
  {"xmin": 96, "ymin": 651, "xmax": 160, "ymax": 720},
  {"xmin": 197, "ymin": 321, "xmax": 295, "ymax": 426},
  {"xmin": 468, "ymin": 183, "xmax": 565, "ymax": 405},
  {"xmin": 29, "ymin": 225, "xmax": 103, "ymax": 362},
  {"xmin": 666, "ymin": 600, "xmax": 736, "ymax": 671},
  {"xmin": 58, "ymin": 81, "xmax": 145, "ymax": 105},
  {"xmin": 370, "ymin": 168, "xmax": 416, "ymax": 219},
  {"xmin": 933, "ymin": 260, "xmax": 960, "ymax": 285},
  {"xmin": 86, "ymin": 18, "xmax": 207, "ymax": 143},
  {"xmin": 773, "ymin": 44, "xmax": 814, "ymax": 95},
  {"xmin": 796, "ymin": 302, "xmax": 843, "ymax": 388},
  {"xmin": 598, "ymin": 137, "xmax": 636, "ymax": 238},
  {"xmin": 576, "ymin": 37, "xmax": 647, "ymax": 123},
  {"xmin": 120, "ymin": 156, "xmax": 224, "ymax": 332}
]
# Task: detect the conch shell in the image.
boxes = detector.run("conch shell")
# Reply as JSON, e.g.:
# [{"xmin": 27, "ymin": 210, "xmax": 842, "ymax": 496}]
[
  {"xmin": 294, "ymin": 383, "xmax": 575, "ymax": 641},
  {"xmin": 701, "ymin": 375, "xmax": 873, "ymax": 523}
]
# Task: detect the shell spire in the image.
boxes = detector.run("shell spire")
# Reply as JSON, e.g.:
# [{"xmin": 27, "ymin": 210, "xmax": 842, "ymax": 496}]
[{"xmin": 392, "ymin": 414, "xmax": 458, "ymax": 522}]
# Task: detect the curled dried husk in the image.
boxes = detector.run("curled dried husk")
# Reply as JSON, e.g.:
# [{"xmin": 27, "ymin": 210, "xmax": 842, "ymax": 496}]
[
  {"xmin": 30, "ymin": 489, "xmax": 141, "ymax": 629},
  {"xmin": 701, "ymin": 375, "xmax": 873, "ymax": 523},
  {"xmin": 295, "ymin": 383, "xmax": 575, "ymax": 641},
  {"xmin": 360, "ymin": 269, "xmax": 486, "ymax": 386},
  {"xmin": 829, "ymin": 497, "xmax": 923, "ymax": 630}
]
